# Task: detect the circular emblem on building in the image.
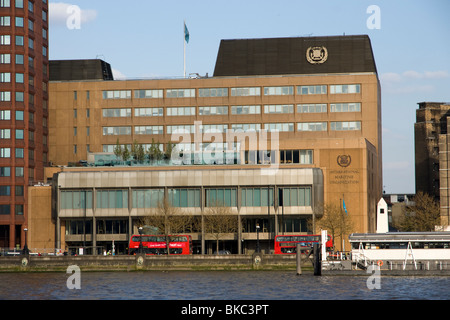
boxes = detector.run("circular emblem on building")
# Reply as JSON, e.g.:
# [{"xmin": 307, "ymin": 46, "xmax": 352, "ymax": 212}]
[
  {"xmin": 337, "ymin": 155, "xmax": 352, "ymax": 168},
  {"xmin": 306, "ymin": 46, "xmax": 328, "ymax": 64}
]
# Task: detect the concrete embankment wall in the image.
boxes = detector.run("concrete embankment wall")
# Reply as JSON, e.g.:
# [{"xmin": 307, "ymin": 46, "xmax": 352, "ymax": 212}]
[{"xmin": 0, "ymin": 254, "xmax": 304, "ymax": 272}]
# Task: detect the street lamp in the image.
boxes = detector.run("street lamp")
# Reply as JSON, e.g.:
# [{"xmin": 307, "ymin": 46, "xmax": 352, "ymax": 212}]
[
  {"xmin": 23, "ymin": 228, "xmax": 29, "ymax": 255},
  {"xmin": 138, "ymin": 227, "xmax": 143, "ymax": 254},
  {"xmin": 256, "ymin": 223, "xmax": 260, "ymax": 253}
]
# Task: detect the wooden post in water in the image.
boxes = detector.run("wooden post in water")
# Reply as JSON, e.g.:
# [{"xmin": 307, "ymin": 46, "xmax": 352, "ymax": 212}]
[
  {"xmin": 313, "ymin": 243, "xmax": 321, "ymax": 276},
  {"xmin": 296, "ymin": 244, "xmax": 302, "ymax": 275}
]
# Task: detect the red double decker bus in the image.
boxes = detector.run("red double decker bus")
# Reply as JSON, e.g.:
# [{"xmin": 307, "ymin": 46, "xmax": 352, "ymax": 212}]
[
  {"xmin": 128, "ymin": 235, "xmax": 193, "ymax": 255},
  {"xmin": 274, "ymin": 234, "xmax": 333, "ymax": 254}
]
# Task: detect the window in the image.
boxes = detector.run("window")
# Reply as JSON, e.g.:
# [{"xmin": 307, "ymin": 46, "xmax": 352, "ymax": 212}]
[
  {"xmin": 15, "ymin": 91, "xmax": 24, "ymax": 102},
  {"xmin": 279, "ymin": 187, "xmax": 311, "ymax": 206},
  {"xmin": 0, "ymin": 186, "xmax": 10, "ymax": 196},
  {"xmin": 297, "ymin": 85, "xmax": 327, "ymax": 95},
  {"xmin": 0, "ymin": 54, "xmax": 10, "ymax": 63},
  {"xmin": 0, "ymin": 16, "xmax": 11, "ymax": 26},
  {"xmin": 330, "ymin": 84, "xmax": 360, "ymax": 94},
  {"xmin": 0, "ymin": 35, "xmax": 11, "ymax": 45},
  {"xmin": 264, "ymin": 123, "xmax": 294, "ymax": 132},
  {"xmin": 134, "ymin": 126, "xmax": 163, "ymax": 135},
  {"xmin": 96, "ymin": 190, "xmax": 128, "ymax": 209},
  {"xmin": 198, "ymin": 106, "xmax": 228, "ymax": 115},
  {"xmin": 280, "ymin": 150, "xmax": 313, "ymax": 164},
  {"xmin": 264, "ymin": 105, "xmax": 294, "ymax": 114},
  {"xmin": 168, "ymin": 188, "xmax": 200, "ymax": 207},
  {"xmin": 15, "ymin": 148, "xmax": 24, "ymax": 158},
  {"xmin": 167, "ymin": 125, "xmax": 194, "ymax": 134},
  {"xmin": 134, "ymin": 89, "xmax": 163, "ymax": 99},
  {"xmin": 0, "ymin": 91, "xmax": 11, "ymax": 101},
  {"xmin": 60, "ymin": 190, "xmax": 93, "ymax": 209},
  {"xmin": 198, "ymin": 88, "xmax": 228, "ymax": 97},
  {"xmin": 0, "ymin": 129, "xmax": 10, "ymax": 139},
  {"xmin": 15, "ymin": 54, "xmax": 23, "ymax": 64},
  {"xmin": 15, "ymin": 167, "xmax": 23, "ymax": 177},
  {"xmin": 132, "ymin": 189, "xmax": 164, "ymax": 208},
  {"xmin": 15, "ymin": 16, "xmax": 23, "ymax": 27},
  {"xmin": 231, "ymin": 87, "xmax": 260, "ymax": 96},
  {"xmin": 167, "ymin": 107, "xmax": 196, "ymax": 116},
  {"xmin": 205, "ymin": 188, "xmax": 237, "ymax": 207},
  {"xmin": 0, "ymin": 167, "xmax": 10, "ymax": 177},
  {"xmin": 166, "ymin": 89, "xmax": 195, "ymax": 98},
  {"xmin": 102, "ymin": 90, "xmax": 131, "ymax": 99},
  {"xmin": 0, "ymin": 73, "xmax": 10, "ymax": 82},
  {"xmin": 15, "ymin": 204, "xmax": 24, "ymax": 215},
  {"xmin": 134, "ymin": 107, "xmax": 163, "ymax": 117},
  {"xmin": 264, "ymin": 86, "xmax": 293, "ymax": 95},
  {"xmin": 15, "ymin": 129, "xmax": 24, "ymax": 139},
  {"xmin": 241, "ymin": 188, "xmax": 274, "ymax": 207},
  {"xmin": 102, "ymin": 108, "xmax": 131, "ymax": 118},
  {"xmin": 330, "ymin": 121, "xmax": 361, "ymax": 131},
  {"xmin": 0, "ymin": 110, "xmax": 11, "ymax": 120},
  {"xmin": 330, "ymin": 103, "xmax": 361, "ymax": 112},
  {"xmin": 0, "ymin": 0, "xmax": 10, "ymax": 7},
  {"xmin": 0, "ymin": 148, "xmax": 10, "ymax": 158},
  {"xmin": 15, "ymin": 73, "xmax": 24, "ymax": 83},
  {"xmin": 102, "ymin": 126, "xmax": 132, "ymax": 136},
  {"xmin": 297, "ymin": 122, "xmax": 327, "ymax": 132},
  {"xmin": 297, "ymin": 104, "xmax": 327, "ymax": 113},
  {"xmin": 231, "ymin": 105, "xmax": 261, "ymax": 115},
  {"xmin": 15, "ymin": 185, "xmax": 23, "ymax": 196},
  {"xmin": 15, "ymin": 35, "xmax": 24, "ymax": 46},
  {"xmin": 231, "ymin": 123, "xmax": 261, "ymax": 132},
  {"xmin": 0, "ymin": 204, "xmax": 10, "ymax": 215},
  {"xmin": 15, "ymin": 0, "xmax": 23, "ymax": 8}
]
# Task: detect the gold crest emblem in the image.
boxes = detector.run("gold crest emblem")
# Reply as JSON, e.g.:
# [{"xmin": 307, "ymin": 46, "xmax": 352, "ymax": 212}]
[
  {"xmin": 306, "ymin": 46, "xmax": 328, "ymax": 64},
  {"xmin": 337, "ymin": 155, "xmax": 351, "ymax": 168}
]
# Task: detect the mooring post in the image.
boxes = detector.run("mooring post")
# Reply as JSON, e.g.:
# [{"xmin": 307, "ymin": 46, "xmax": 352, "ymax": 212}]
[
  {"xmin": 296, "ymin": 243, "xmax": 302, "ymax": 275},
  {"xmin": 313, "ymin": 243, "xmax": 321, "ymax": 276}
]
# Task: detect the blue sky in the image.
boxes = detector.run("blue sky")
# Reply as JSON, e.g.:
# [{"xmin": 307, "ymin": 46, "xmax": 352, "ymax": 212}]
[{"xmin": 48, "ymin": 0, "xmax": 450, "ymax": 194}]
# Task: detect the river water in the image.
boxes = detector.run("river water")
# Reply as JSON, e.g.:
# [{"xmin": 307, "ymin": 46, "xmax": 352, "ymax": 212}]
[{"xmin": 0, "ymin": 271, "xmax": 448, "ymax": 300}]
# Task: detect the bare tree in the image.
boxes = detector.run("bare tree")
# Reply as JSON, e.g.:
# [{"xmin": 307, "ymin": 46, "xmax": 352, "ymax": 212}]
[
  {"xmin": 395, "ymin": 191, "xmax": 441, "ymax": 232},
  {"xmin": 315, "ymin": 202, "xmax": 354, "ymax": 251},
  {"xmin": 203, "ymin": 201, "xmax": 238, "ymax": 254},
  {"xmin": 139, "ymin": 196, "xmax": 194, "ymax": 255}
]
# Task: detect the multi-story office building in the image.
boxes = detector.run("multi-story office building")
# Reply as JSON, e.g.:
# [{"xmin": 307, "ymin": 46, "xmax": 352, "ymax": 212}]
[
  {"xmin": 46, "ymin": 35, "xmax": 382, "ymax": 254},
  {"xmin": 415, "ymin": 101, "xmax": 450, "ymax": 227},
  {"xmin": 0, "ymin": 0, "xmax": 48, "ymax": 249}
]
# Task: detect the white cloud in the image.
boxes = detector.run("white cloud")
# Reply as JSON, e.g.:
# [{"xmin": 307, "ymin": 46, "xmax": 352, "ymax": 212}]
[
  {"xmin": 384, "ymin": 161, "xmax": 411, "ymax": 170},
  {"xmin": 49, "ymin": 2, "xmax": 97, "ymax": 26},
  {"xmin": 380, "ymin": 70, "xmax": 449, "ymax": 94}
]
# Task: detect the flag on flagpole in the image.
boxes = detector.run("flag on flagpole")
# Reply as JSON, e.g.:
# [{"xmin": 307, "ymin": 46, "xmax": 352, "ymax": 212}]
[
  {"xmin": 184, "ymin": 22, "xmax": 189, "ymax": 44},
  {"xmin": 343, "ymin": 199, "xmax": 348, "ymax": 215}
]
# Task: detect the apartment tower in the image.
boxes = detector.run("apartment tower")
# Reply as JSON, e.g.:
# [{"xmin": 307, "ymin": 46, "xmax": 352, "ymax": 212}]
[{"xmin": 0, "ymin": 0, "xmax": 48, "ymax": 249}]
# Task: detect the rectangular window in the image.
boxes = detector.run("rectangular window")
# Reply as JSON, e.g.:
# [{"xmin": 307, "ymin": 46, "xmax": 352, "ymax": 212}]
[
  {"xmin": 198, "ymin": 88, "xmax": 228, "ymax": 97},
  {"xmin": 15, "ymin": 16, "xmax": 23, "ymax": 27},
  {"xmin": 134, "ymin": 89, "xmax": 163, "ymax": 99},
  {"xmin": 231, "ymin": 123, "xmax": 261, "ymax": 131},
  {"xmin": 279, "ymin": 187, "xmax": 311, "ymax": 206},
  {"xmin": 0, "ymin": 16, "xmax": 10, "ymax": 26},
  {"xmin": 0, "ymin": 35, "xmax": 11, "ymax": 45},
  {"xmin": 280, "ymin": 150, "xmax": 313, "ymax": 164},
  {"xmin": 1, "ymin": 129, "xmax": 11, "ymax": 139},
  {"xmin": 102, "ymin": 90, "xmax": 132, "ymax": 99},
  {"xmin": 96, "ymin": 190, "xmax": 128, "ymax": 209},
  {"xmin": 0, "ymin": 72, "xmax": 10, "ymax": 82},
  {"xmin": 297, "ymin": 104, "xmax": 327, "ymax": 113},
  {"xmin": 15, "ymin": 110, "xmax": 23, "ymax": 121},
  {"xmin": 102, "ymin": 108, "xmax": 132, "ymax": 118},
  {"xmin": 264, "ymin": 86, "xmax": 293, "ymax": 95},
  {"xmin": 15, "ymin": 35, "xmax": 24, "ymax": 46},
  {"xmin": 132, "ymin": 189, "xmax": 164, "ymax": 208},
  {"xmin": 0, "ymin": 110, "xmax": 11, "ymax": 120},
  {"xmin": 230, "ymin": 87, "xmax": 260, "ymax": 96},
  {"xmin": 0, "ymin": 148, "xmax": 10, "ymax": 158},
  {"xmin": 0, "ymin": 0, "xmax": 10, "ymax": 8},
  {"xmin": 15, "ymin": 167, "xmax": 23, "ymax": 177},
  {"xmin": 169, "ymin": 188, "xmax": 200, "ymax": 207},
  {"xmin": 297, "ymin": 85, "xmax": 327, "ymax": 95},
  {"xmin": 264, "ymin": 105, "xmax": 294, "ymax": 114},
  {"xmin": 0, "ymin": 185, "xmax": 10, "ymax": 196},
  {"xmin": 134, "ymin": 126, "xmax": 163, "ymax": 135},
  {"xmin": 15, "ymin": 92, "xmax": 24, "ymax": 102},
  {"xmin": 330, "ymin": 103, "xmax": 361, "ymax": 112},
  {"xmin": 205, "ymin": 188, "xmax": 237, "ymax": 207},
  {"xmin": 15, "ymin": 0, "xmax": 23, "ymax": 8},
  {"xmin": 15, "ymin": 54, "xmax": 23, "ymax": 64},
  {"xmin": 167, "ymin": 107, "xmax": 196, "ymax": 116},
  {"xmin": 0, "ymin": 167, "xmax": 10, "ymax": 177},
  {"xmin": 102, "ymin": 126, "xmax": 132, "ymax": 136},
  {"xmin": 15, "ymin": 148, "xmax": 24, "ymax": 158},
  {"xmin": 297, "ymin": 122, "xmax": 327, "ymax": 132},
  {"xmin": 166, "ymin": 125, "xmax": 194, "ymax": 134},
  {"xmin": 166, "ymin": 89, "xmax": 195, "ymax": 98},
  {"xmin": 231, "ymin": 105, "xmax": 261, "ymax": 115},
  {"xmin": 134, "ymin": 107, "xmax": 163, "ymax": 117},
  {"xmin": 198, "ymin": 106, "xmax": 228, "ymax": 115},
  {"xmin": 0, "ymin": 54, "xmax": 10, "ymax": 63},
  {"xmin": 241, "ymin": 188, "xmax": 274, "ymax": 207},
  {"xmin": 264, "ymin": 123, "xmax": 294, "ymax": 132},
  {"xmin": 15, "ymin": 73, "xmax": 24, "ymax": 83},
  {"xmin": 15, "ymin": 129, "xmax": 24, "ymax": 139},
  {"xmin": 330, "ymin": 84, "xmax": 361, "ymax": 94},
  {"xmin": 330, "ymin": 121, "xmax": 361, "ymax": 131},
  {"xmin": 0, "ymin": 204, "xmax": 10, "ymax": 215},
  {"xmin": 61, "ymin": 190, "xmax": 93, "ymax": 209}
]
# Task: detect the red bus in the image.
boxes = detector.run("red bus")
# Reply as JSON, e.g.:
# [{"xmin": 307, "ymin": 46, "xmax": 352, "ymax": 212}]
[
  {"xmin": 274, "ymin": 234, "xmax": 333, "ymax": 254},
  {"xmin": 128, "ymin": 235, "xmax": 193, "ymax": 255}
]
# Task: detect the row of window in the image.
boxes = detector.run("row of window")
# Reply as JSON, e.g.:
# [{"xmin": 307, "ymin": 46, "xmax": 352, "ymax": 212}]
[
  {"xmin": 0, "ymin": 185, "xmax": 24, "ymax": 196},
  {"xmin": 101, "ymin": 121, "xmax": 361, "ymax": 135},
  {"xmin": 60, "ymin": 186, "xmax": 312, "ymax": 210},
  {"xmin": 101, "ymin": 103, "xmax": 361, "ymax": 119},
  {"xmin": 0, "ymin": 204, "xmax": 24, "ymax": 215},
  {"xmin": 0, "ymin": 35, "xmax": 48, "ymax": 56},
  {"xmin": 0, "ymin": 0, "xmax": 47, "ymax": 10},
  {"xmin": 102, "ymin": 84, "xmax": 361, "ymax": 100},
  {"xmin": 0, "ymin": 147, "xmax": 36, "ymax": 159}
]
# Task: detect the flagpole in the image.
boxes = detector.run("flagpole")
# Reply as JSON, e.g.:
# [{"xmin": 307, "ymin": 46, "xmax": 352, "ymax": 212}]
[{"xmin": 183, "ymin": 20, "xmax": 186, "ymax": 78}]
